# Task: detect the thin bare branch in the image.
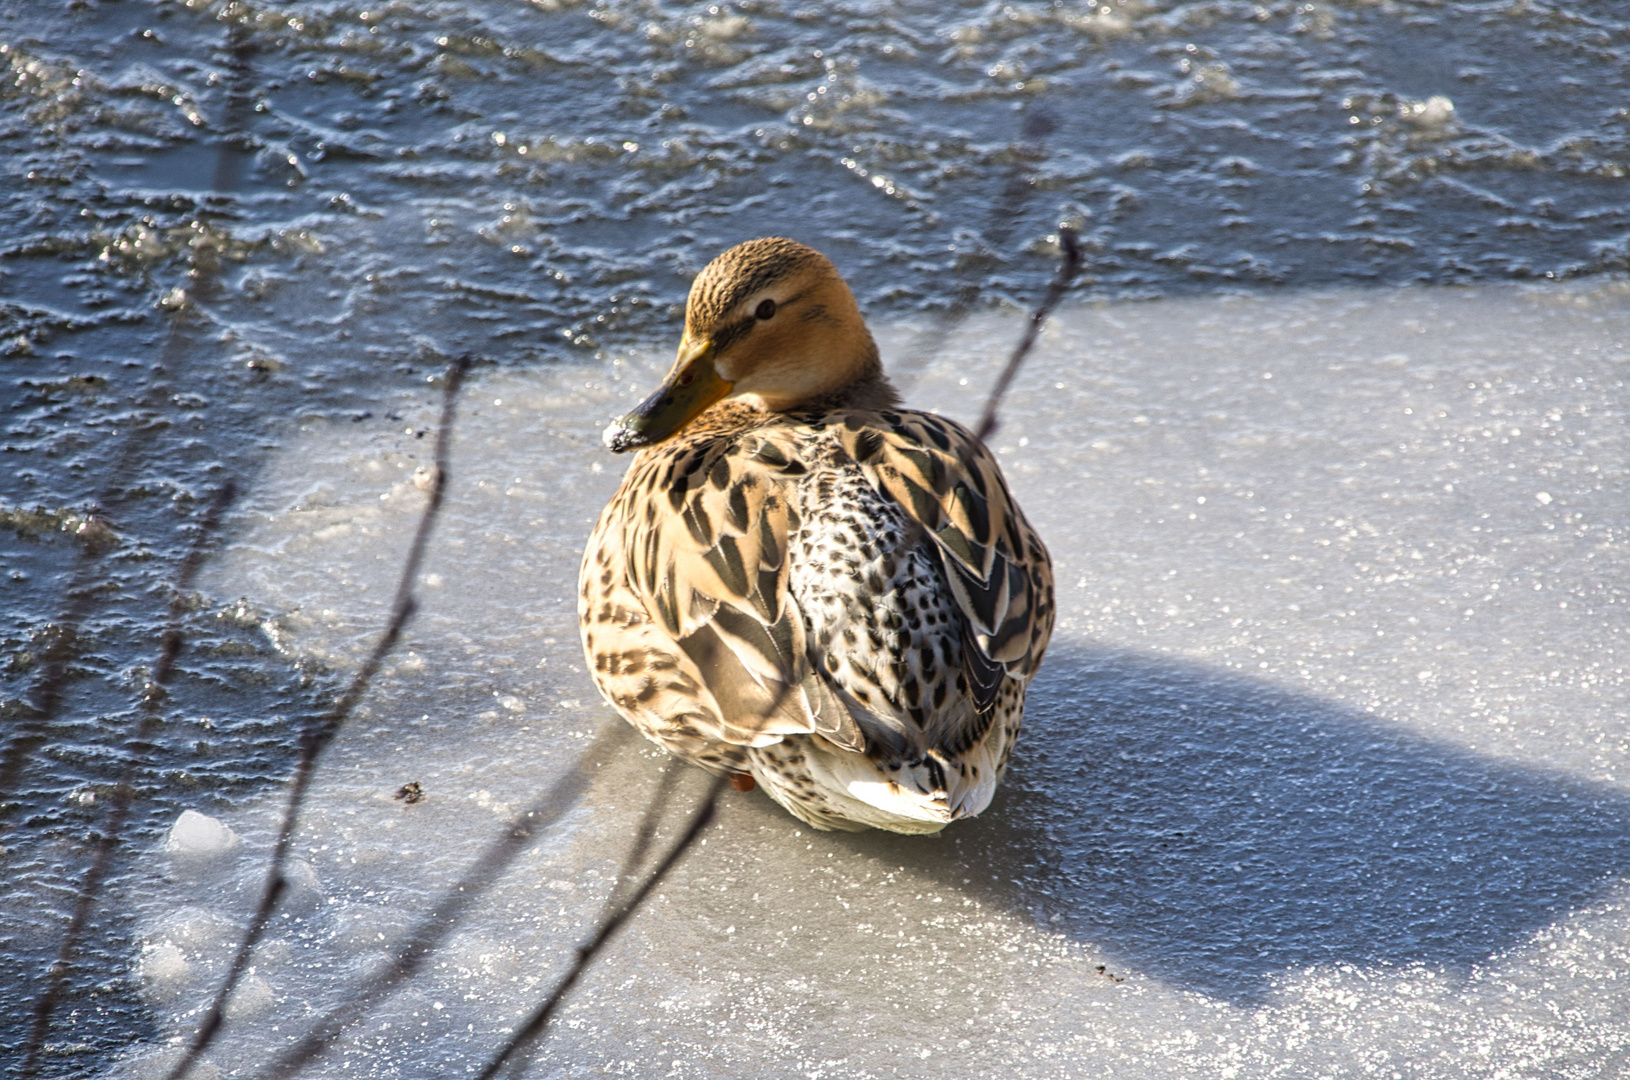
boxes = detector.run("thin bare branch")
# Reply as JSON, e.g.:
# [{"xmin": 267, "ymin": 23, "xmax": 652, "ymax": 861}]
[
  {"xmin": 18, "ymin": 481, "xmax": 238, "ymax": 1079},
  {"xmin": 974, "ymin": 226, "xmax": 1084, "ymax": 443},
  {"xmin": 474, "ymin": 775, "xmax": 727, "ymax": 1080},
  {"xmin": 164, "ymin": 354, "xmax": 473, "ymax": 1080}
]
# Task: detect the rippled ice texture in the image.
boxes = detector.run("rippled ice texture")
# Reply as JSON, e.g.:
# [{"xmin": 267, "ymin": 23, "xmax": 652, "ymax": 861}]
[{"xmin": 106, "ymin": 282, "xmax": 1630, "ymax": 1079}]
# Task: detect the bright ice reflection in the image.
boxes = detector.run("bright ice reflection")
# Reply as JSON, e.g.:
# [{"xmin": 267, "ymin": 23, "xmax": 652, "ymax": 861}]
[{"xmin": 116, "ymin": 281, "xmax": 1630, "ymax": 1078}]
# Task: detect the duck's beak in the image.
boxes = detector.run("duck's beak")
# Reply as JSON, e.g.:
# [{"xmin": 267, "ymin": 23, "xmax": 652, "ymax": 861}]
[{"xmin": 602, "ymin": 336, "xmax": 734, "ymax": 453}]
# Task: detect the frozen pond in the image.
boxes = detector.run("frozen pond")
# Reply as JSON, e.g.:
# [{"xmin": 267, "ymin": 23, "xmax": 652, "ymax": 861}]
[{"xmin": 108, "ymin": 282, "xmax": 1630, "ymax": 1078}]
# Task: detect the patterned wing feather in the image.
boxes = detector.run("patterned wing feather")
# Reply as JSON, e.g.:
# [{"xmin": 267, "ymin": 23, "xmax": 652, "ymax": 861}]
[
  {"xmin": 616, "ymin": 434, "xmax": 865, "ymax": 752},
  {"xmin": 836, "ymin": 410, "xmax": 1054, "ymax": 683}
]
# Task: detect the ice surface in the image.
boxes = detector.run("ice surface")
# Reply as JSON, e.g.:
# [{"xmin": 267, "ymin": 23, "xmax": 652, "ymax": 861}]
[{"xmin": 115, "ymin": 281, "xmax": 1629, "ymax": 1078}]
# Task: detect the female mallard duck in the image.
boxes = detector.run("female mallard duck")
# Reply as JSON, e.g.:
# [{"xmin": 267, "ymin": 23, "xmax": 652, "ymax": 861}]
[{"xmin": 580, "ymin": 238, "xmax": 1053, "ymax": 834}]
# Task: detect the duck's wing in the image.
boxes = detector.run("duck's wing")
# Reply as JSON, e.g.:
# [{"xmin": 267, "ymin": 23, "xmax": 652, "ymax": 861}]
[
  {"xmin": 607, "ymin": 432, "xmax": 866, "ymax": 753},
  {"xmin": 834, "ymin": 408, "xmax": 1055, "ymax": 700}
]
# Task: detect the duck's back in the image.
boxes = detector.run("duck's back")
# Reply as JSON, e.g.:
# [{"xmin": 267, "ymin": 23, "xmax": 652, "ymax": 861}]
[{"xmin": 579, "ymin": 404, "xmax": 1053, "ymax": 832}]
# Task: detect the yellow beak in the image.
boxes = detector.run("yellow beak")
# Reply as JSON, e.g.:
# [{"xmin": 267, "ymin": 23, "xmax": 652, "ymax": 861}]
[{"xmin": 602, "ymin": 336, "xmax": 734, "ymax": 453}]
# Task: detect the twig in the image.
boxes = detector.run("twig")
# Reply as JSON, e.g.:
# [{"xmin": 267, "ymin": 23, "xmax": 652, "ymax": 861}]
[
  {"xmin": 18, "ymin": 482, "xmax": 238, "ymax": 1079},
  {"xmin": 248, "ymin": 722, "xmax": 636, "ymax": 1080},
  {"xmin": 164, "ymin": 354, "xmax": 472, "ymax": 1080},
  {"xmin": 974, "ymin": 226, "xmax": 1083, "ymax": 443},
  {"xmin": 474, "ymin": 775, "xmax": 727, "ymax": 1080}
]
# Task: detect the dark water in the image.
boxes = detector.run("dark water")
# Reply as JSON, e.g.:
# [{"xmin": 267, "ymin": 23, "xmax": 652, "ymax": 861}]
[{"xmin": 3, "ymin": 0, "xmax": 1629, "ymax": 1074}]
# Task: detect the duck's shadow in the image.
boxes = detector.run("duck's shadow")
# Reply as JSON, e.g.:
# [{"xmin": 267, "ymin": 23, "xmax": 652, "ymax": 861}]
[{"xmin": 841, "ymin": 643, "xmax": 1630, "ymax": 1005}]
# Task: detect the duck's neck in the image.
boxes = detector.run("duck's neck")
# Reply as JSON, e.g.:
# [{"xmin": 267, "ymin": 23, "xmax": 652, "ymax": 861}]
[
  {"xmin": 829, "ymin": 370, "xmax": 902, "ymax": 410},
  {"xmin": 698, "ymin": 350, "xmax": 901, "ymax": 437},
  {"xmin": 804, "ymin": 346, "xmax": 901, "ymax": 412}
]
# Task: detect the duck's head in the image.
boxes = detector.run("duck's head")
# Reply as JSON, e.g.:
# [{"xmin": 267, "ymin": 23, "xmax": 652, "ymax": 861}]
[{"xmin": 603, "ymin": 237, "xmax": 881, "ymax": 452}]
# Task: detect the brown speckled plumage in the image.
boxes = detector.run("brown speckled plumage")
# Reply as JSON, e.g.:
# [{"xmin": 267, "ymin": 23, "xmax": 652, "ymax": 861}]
[{"xmin": 580, "ymin": 238, "xmax": 1053, "ymax": 833}]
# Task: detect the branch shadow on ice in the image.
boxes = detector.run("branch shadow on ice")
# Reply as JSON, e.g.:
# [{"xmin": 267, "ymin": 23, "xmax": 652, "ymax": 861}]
[{"xmin": 843, "ymin": 643, "xmax": 1630, "ymax": 1006}]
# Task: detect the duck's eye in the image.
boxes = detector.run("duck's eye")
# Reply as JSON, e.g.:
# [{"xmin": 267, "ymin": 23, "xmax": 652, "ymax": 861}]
[{"xmin": 755, "ymin": 298, "xmax": 777, "ymax": 321}]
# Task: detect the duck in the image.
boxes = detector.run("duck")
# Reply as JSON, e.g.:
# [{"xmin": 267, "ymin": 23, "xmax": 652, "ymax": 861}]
[{"xmin": 579, "ymin": 237, "xmax": 1053, "ymax": 834}]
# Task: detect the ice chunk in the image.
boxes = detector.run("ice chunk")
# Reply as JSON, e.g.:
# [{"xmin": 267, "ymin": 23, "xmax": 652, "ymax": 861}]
[
  {"xmin": 224, "ymin": 974, "xmax": 275, "ymax": 1022},
  {"xmin": 164, "ymin": 810, "xmax": 240, "ymax": 856},
  {"xmin": 1400, "ymin": 93, "xmax": 1456, "ymax": 134},
  {"xmin": 148, "ymin": 906, "xmax": 237, "ymax": 955},
  {"xmin": 136, "ymin": 942, "xmax": 190, "ymax": 1003},
  {"xmin": 106, "ymin": 1048, "xmax": 221, "ymax": 1080}
]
